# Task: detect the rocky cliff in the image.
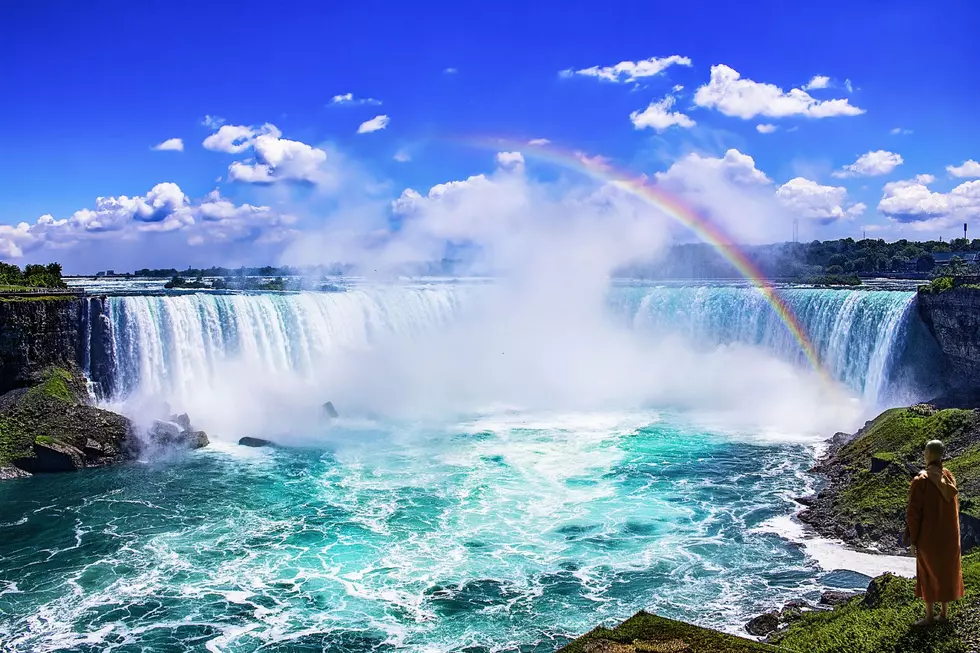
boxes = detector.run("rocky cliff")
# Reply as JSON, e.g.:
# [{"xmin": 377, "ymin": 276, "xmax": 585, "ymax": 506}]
[
  {"xmin": 0, "ymin": 296, "xmax": 115, "ymax": 397},
  {"xmin": 918, "ymin": 285, "xmax": 980, "ymax": 392}
]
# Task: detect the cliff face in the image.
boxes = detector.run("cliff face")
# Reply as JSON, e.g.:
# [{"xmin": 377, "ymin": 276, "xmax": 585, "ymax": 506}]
[
  {"xmin": 0, "ymin": 298, "xmax": 84, "ymax": 394},
  {"xmin": 918, "ymin": 286, "xmax": 980, "ymax": 390}
]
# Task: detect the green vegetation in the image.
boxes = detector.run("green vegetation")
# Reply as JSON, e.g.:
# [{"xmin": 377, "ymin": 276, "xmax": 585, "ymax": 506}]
[
  {"xmin": 618, "ymin": 237, "xmax": 980, "ymax": 279},
  {"xmin": 827, "ymin": 407, "xmax": 980, "ymax": 533},
  {"xmin": 0, "ymin": 295, "xmax": 75, "ymax": 302},
  {"xmin": 559, "ymin": 611, "xmax": 779, "ymax": 653},
  {"xmin": 769, "ymin": 554, "xmax": 980, "ymax": 653},
  {"xmin": 923, "ymin": 276, "xmax": 957, "ymax": 294},
  {"xmin": 0, "ymin": 262, "xmax": 66, "ymax": 289},
  {"xmin": 28, "ymin": 367, "xmax": 77, "ymax": 403},
  {"xmin": 0, "ymin": 413, "xmax": 35, "ymax": 466}
]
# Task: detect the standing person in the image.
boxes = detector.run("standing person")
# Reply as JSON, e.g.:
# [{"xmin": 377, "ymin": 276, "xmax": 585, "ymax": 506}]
[{"xmin": 906, "ymin": 439, "xmax": 965, "ymax": 626}]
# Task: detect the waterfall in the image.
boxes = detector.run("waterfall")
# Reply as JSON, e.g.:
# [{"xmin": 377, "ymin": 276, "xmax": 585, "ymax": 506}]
[
  {"xmin": 614, "ymin": 286, "xmax": 917, "ymax": 402},
  {"xmin": 96, "ymin": 285, "xmax": 920, "ymax": 406}
]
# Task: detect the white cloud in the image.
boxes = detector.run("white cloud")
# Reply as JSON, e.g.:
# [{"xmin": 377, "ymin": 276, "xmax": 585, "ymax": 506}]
[
  {"xmin": 947, "ymin": 160, "xmax": 980, "ymax": 178},
  {"xmin": 878, "ymin": 176, "xmax": 980, "ymax": 228},
  {"xmin": 444, "ymin": 67, "xmax": 458, "ymax": 74},
  {"xmin": 656, "ymin": 149, "xmax": 771, "ymax": 187},
  {"xmin": 357, "ymin": 115, "xmax": 390, "ymax": 134},
  {"xmin": 630, "ymin": 95, "xmax": 696, "ymax": 132},
  {"xmin": 916, "ymin": 174, "xmax": 936, "ymax": 184},
  {"xmin": 693, "ymin": 64, "xmax": 864, "ymax": 119},
  {"xmin": 394, "ymin": 149, "xmax": 411, "ymax": 163},
  {"xmin": 844, "ymin": 79, "xmax": 854, "ymax": 93},
  {"xmin": 495, "ymin": 151, "xmax": 525, "ymax": 171},
  {"xmin": 756, "ymin": 124, "xmax": 777, "ymax": 134},
  {"xmin": 203, "ymin": 123, "xmax": 281, "ymax": 153},
  {"xmin": 330, "ymin": 93, "xmax": 381, "ymax": 106},
  {"xmin": 890, "ymin": 127, "xmax": 913, "ymax": 135},
  {"xmin": 672, "ymin": 84, "xmax": 684, "ymax": 92},
  {"xmin": 775, "ymin": 177, "xmax": 863, "ymax": 223},
  {"xmin": 228, "ymin": 134, "xmax": 329, "ymax": 184},
  {"xmin": 0, "ymin": 184, "xmax": 297, "ymax": 260},
  {"xmin": 528, "ymin": 138, "xmax": 551, "ymax": 146},
  {"xmin": 561, "ymin": 55, "xmax": 692, "ymax": 83},
  {"xmin": 202, "ymin": 115, "xmax": 225, "ymax": 129},
  {"xmin": 152, "ymin": 138, "xmax": 184, "ymax": 152},
  {"xmin": 802, "ymin": 75, "xmax": 830, "ymax": 91},
  {"xmin": 832, "ymin": 150, "xmax": 904, "ymax": 178}
]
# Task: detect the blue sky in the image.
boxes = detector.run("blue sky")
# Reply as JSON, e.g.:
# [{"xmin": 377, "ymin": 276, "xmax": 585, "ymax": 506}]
[{"xmin": 2, "ymin": 0, "xmax": 979, "ymax": 273}]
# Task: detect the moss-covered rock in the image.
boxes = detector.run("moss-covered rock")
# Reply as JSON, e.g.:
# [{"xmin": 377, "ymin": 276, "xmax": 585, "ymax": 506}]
[
  {"xmin": 558, "ymin": 612, "xmax": 779, "ymax": 653},
  {"xmin": 0, "ymin": 366, "xmax": 134, "ymax": 476},
  {"xmin": 800, "ymin": 406, "xmax": 980, "ymax": 554}
]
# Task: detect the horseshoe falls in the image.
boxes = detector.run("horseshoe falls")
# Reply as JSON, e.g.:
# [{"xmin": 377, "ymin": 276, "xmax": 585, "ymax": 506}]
[{"xmin": 0, "ymin": 283, "xmax": 930, "ymax": 653}]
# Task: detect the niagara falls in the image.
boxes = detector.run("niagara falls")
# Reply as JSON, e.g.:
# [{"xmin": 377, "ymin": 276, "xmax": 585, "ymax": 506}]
[{"xmin": 2, "ymin": 1, "xmax": 980, "ymax": 652}]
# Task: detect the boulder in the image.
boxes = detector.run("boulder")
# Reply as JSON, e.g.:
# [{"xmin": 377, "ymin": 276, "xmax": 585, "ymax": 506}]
[
  {"xmin": 172, "ymin": 413, "xmax": 192, "ymax": 432},
  {"xmin": 183, "ymin": 431, "xmax": 209, "ymax": 449},
  {"xmin": 0, "ymin": 466, "xmax": 29, "ymax": 480},
  {"xmin": 148, "ymin": 420, "xmax": 183, "ymax": 444},
  {"xmin": 820, "ymin": 590, "xmax": 857, "ymax": 606},
  {"xmin": 24, "ymin": 439, "xmax": 85, "ymax": 473},
  {"xmin": 745, "ymin": 611, "xmax": 780, "ymax": 636},
  {"xmin": 239, "ymin": 436, "xmax": 275, "ymax": 448},
  {"xmin": 323, "ymin": 401, "xmax": 339, "ymax": 419}
]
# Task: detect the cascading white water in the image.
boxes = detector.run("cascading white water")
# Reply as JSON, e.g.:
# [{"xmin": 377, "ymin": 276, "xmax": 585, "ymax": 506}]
[{"xmin": 100, "ymin": 284, "xmax": 917, "ymax": 407}]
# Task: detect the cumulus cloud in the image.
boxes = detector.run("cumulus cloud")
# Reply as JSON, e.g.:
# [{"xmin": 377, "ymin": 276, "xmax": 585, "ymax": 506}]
[
  {"xmin": 656, "ymin": 149, "xmax": 771, "ymax": 187},
  {"xmin": 948, "ymin": 160, "xmax": 980, "ymax": 178},
  {"xmin": 629, "ymin": 95, "xmax": 696, "ymax": 132},
  {"xmin": 890, "ymin": 127, "xmax": 913, "ymax": 135},
  {"xmin": 833, "ymin": 150, "xmax": 904, "ymax": 178},
  {"xmin": 756, "ymin": 124, "xmax": 777, "ymax": 134},
  {"xmin": 330, "ymin": 93, "xmax": 381, "ymax": 106},
  {"xmin": 152, "ymin": 138, "xmax": 184, "ymax": 152},
  {"xmin": 357, "ymin": 115, "xmax": 390, "ymax": 134},
  {"xmin": 495, "ymin": 151, "xmax": 525, "ymax": 171},
  {"xmin": 802, "ymin": 75, "xmax": 830, "ymax": 91},
  {"xmin": 228, "ymin": 134, "xmax": 328, "ymax": 184},
  {"xmin": 0, "ymin": 184, "xmax": 296, "ymax": 261},
  {"xmin": 878, "ymin": 176, "xmax": 980, "ymax": 229},
  {"xmin": 775, "ymin": 177, "xmax": 864, "ymax": 223},
  {"xmin": 203, "ymin": 123, "xmax": 281, "ymax": 153},
  {"xmin": 560, "ymin": 55, "xmax": 691, "ymax": 83},
  {"xmin": 693, "ymin": 64, "xmax": 864, "ymax": 119}
]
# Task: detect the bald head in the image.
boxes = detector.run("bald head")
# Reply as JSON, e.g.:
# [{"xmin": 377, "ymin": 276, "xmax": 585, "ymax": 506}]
[{"xmin": 925, "ymin": 440, "xmax": 945, "ymax": 464}]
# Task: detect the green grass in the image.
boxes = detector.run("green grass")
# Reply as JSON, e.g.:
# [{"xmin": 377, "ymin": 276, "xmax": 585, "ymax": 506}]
[
  {"xmin": 769, "ymin": 554, "xmax": 980, "ymax": 653},
  {"xmin": 559, "ymin": 612, "xmax": 780, "ymax": 653},
  {"xmin": 27, "ymin": 367, "xmax": 76, "ymax": 403},
  {"xmin": 0, "ymin": 295, "xmax": 76, "ymax": 302}
]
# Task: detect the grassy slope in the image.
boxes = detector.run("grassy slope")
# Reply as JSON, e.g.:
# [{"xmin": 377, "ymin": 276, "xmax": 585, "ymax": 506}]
[
  {"xmin": 769, "ymin": 553, "xmax": 980, "ymax": 653},
  {"xmin": 558, "ymin": 612, "xmax": 781, "ymax": 653},
  {"xmin": 828, "ymin": 407, "xmax": 980, "ymax": 535}
]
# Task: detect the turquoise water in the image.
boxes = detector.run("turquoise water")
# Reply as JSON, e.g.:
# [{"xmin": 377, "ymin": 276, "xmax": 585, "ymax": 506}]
[{"xmin": 0, "ymin": 411, "xmax": 861, "ymax": 652}]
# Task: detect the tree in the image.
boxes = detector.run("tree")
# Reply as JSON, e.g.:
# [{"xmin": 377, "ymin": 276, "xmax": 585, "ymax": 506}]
[{"xmin": 917, "ymin": 253, "xmax": 936, "ymax": 272}]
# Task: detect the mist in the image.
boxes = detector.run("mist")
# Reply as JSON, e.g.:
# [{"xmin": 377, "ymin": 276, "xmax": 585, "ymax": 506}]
[{"xmin": 107, "ymin": 155, "xmax": 868, "ymax": 445}]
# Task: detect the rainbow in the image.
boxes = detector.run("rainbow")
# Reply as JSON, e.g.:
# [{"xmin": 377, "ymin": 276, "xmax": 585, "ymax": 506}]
[{"xmin": 453, "ymin": 136, "xmax": 832, "ymax": 383}]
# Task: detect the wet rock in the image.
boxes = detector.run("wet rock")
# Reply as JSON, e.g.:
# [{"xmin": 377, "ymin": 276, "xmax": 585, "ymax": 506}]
[
  {"xmin": 172, "ymin": 413, "xmax": 192, "ymax": 432},
  {"xmin": 26, "ymin": 440, "xmax": 85, "ymax": 473},
  {"xmin": 322, "ymin": 401, "xmax": 339, "ymax": 419},
  {"xmin": 745, "ymin": 611, "xmax": 780, "ymax": 636},
  {"xmin": 820, "ymin": 590, "xmax": 858, "ymax": 606},
  {"xmin": 239, "ymin": 436, "xmax": 275, "ymax": 448},
  {"xmin": 0, "ymin": 465, "xmax": 29, "ymax": 479},
  {"xmin": 149, "ymin": 419, "xmax": 182, "ymax": 442},
  {"xmin": 183, "ymin": 431, "xmax": 209, "ymax": 449}
]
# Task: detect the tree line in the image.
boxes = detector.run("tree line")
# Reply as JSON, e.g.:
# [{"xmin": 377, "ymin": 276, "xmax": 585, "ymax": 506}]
[{"xmin": 0, "ymin": 262, "xmax": 66, "ymax": 289}]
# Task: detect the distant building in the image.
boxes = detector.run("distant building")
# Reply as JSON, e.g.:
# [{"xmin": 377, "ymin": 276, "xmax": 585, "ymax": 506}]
[
  {"xmin": 933, "ymin": 251, "xmax": 979, "ymax": 265},
  {"xmin": 106, "ymin": 269, "xmax": 115, "ymax": 276},
  {"xmin": 95, "ymin": 271, "xmax": 106, "ymax": 277}
]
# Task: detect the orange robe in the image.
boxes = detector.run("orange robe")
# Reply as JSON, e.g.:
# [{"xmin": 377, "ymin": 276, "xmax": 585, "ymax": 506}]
[{"xmin": 906, "ymin": 464, "xmax": 965, "ymax": 603}]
